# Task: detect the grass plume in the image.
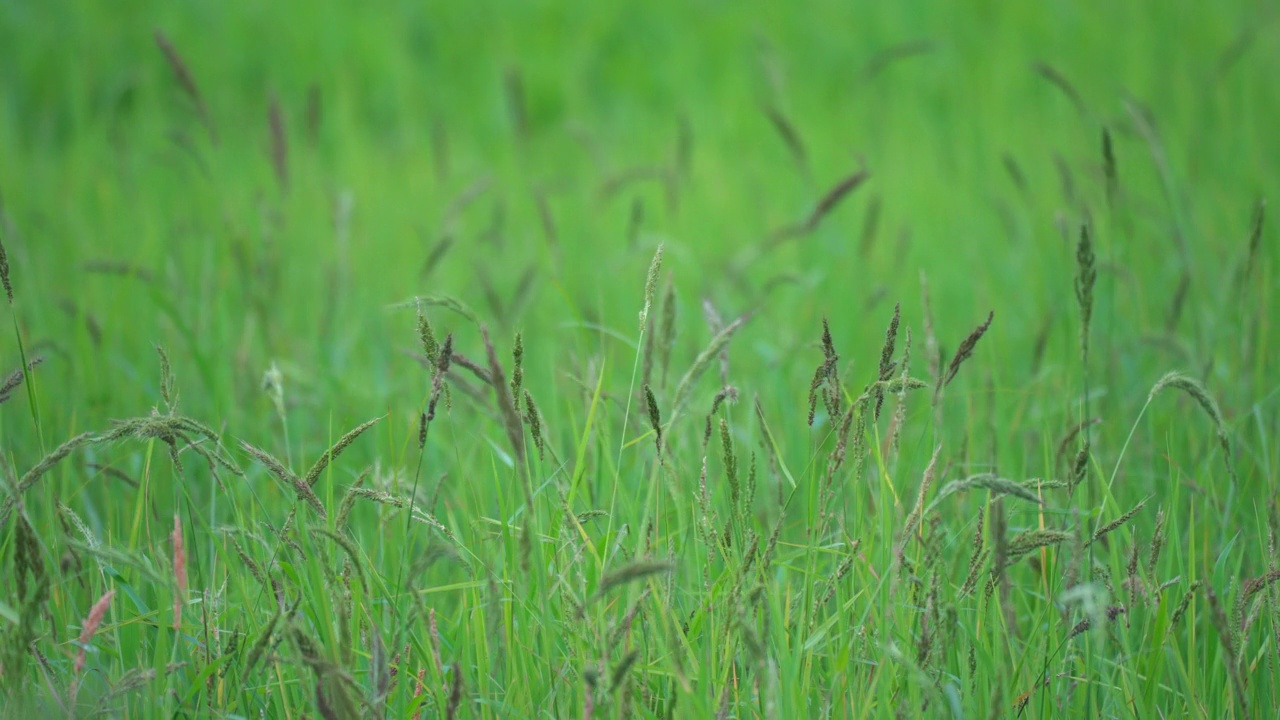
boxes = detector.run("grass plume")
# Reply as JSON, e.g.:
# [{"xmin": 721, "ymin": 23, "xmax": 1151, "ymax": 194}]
[
  {"xmin": 1148, "ymin": 372, "xmax": 1235, "ymax": 483},
  {"xmin": 0, "ymin": 230, "xmax": 12, "ymax": 303},
  {"xmin": 941, "ymin": 311, "xmax": 994, "ymax": 388},
  {"xmin": 1239, "ymin": 197, "xmax": 1266, "ymax": 286},
  {"xmin": 924, "ymin": 474, "xmax": 1043, "ymax": 516},
  {"xmin": 1207, "ymin": 585, "xmax": 1251, "ymax": 720},
  {"xmin": 0, "ymin": 356, "xmax": 43, "ymax": 405},
  {"xmin": 1089, "ymin": 498, "xmax": 1148, "ymax": 546},
  {"xmin": 0, "ymin": 432, "xmax": 97, "ymax": 526},
  {"xmin": 74, "ymin": 589, "xmax": 116, "ymax": 679},
  {"xmin": 590, "ymin": 559, "xmax": 675, "ymax": 607},
  {"xmin": 808, "ymin": 317, "xmax": 840, "ymax": 426},
  {"xmin": 1076, "ymin": 223, "xmax": 1097, "ymax": 367},
  {"xmin": 640, "ymin": 243, "xmax": 664, "ymax": 332},
  {"xmin": 1032, "ymin": 61, "xmax": 1086, "ymax": 115},
  {"xmin": 171, "ymin": 514, "xmax": 186, "ymax": 629},
  {"xmin": 874, "ymin": 302, "xmax": 901, "ymax": 420},
  {"xmin": 763, "ymin": 104, "xmax": 808, "ymax": 174},
  {"xmin": 153, "ymin": 30, "xmax": 218, "ymax": 144},
  {"xmin": 644, "ymin": 384, "xmax": 662, "ymax": 455},
  {"xmin": 303, "ymin": 416, "xmax": 381, "ymax": 488},
  {"xmin": 669, "ymin": 312, "xmax": 752, "ymax": 424},
  {"xmin": 523, "ymin": 389, "xmax": 546, "ymax": 460},
  {"xmin": 1102, "ymin": 127, "xmax": 1118, "ymax": 211},
  {"xmin": 239, "ymin": 440, "xmax": 325, "ymax": 517}
]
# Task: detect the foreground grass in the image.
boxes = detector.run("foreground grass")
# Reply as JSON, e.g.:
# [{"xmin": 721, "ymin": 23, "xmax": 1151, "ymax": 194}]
[{"xmin": 2, "ymin": 1, "xmax": 1278, "ymax": 717}]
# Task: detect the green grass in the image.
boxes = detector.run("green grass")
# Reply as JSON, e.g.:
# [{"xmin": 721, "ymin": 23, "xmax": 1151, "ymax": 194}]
[{"xmin": 1, "ymin": 0, "xmax": 1278, "ymax": 717}]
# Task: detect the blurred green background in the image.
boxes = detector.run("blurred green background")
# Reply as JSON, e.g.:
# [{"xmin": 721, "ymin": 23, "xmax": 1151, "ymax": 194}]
[{"xmin": 3, "ymin": 0, "xmax": 1274, "ymax": 438}]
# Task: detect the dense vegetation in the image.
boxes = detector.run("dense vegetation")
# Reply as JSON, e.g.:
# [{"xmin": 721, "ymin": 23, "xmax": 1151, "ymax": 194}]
[{"xmin": 1, "ymin": 1, "xmax": 1277, "ymax": 717}]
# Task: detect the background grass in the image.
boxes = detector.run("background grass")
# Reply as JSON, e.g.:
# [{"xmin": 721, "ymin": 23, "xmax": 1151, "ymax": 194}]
[{"xmin": 2, "ymin": 0, "xmax": 1278, "ymax": 717}]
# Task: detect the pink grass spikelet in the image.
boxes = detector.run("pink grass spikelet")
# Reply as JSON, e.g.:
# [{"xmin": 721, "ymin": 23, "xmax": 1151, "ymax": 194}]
[
  {"xmin": 75, "ymin": 589, "xmax": 116, "ymax": 675},
  {"xmin": 172, "ymin": 514, "xmax": 187, "ymax": 630}
]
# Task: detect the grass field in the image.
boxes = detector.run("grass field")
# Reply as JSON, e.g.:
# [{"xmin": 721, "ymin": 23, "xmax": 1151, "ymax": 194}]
[{"xmin": 2, "ymin": 1, "xmax": 1278, "ymax": 717}]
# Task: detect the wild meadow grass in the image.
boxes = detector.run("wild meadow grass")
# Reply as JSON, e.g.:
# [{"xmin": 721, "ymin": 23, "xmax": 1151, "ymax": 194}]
[{"xmin": 1, "ymin": 1, "xmax": 1278, "ymax": 717}]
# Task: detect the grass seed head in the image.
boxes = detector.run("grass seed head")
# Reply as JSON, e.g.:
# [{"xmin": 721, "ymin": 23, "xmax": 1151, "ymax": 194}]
[
  {"xmin": 701, "ymin": 298, "xmax": 731, "ymax": 384},
  {"xmin": 225, "ymin": 533, "xmax": 269, "ymax": 588},
  {"xmin": 244, "ymin": 608, "xmax": 282, "ymax": 672},
  {"xmin": 417, "ymin": 301, "xmax": 440, "ymax": 366},
  {"xmin": 670, "ymin": 312, "xmax": 751, "ymax": 423},
  {"xmin": 303, "ymin": 416, "xmax": 381, "ymax": 488},
  {"xmin": 1090, "ymin": 498, "xmax": 1148, "ymax": 546},
  {"xmin": 1207, "ymin": 585, "xmax": 1251, "ymax": 719},
  {"xmin": 0, "ymin": 230, "xmax": 11, "ymax": 303},
  {"xmin": 523, "ymin": 389, "xmax": 545, "ymax": 459},
  {"xmin": 610, "ymin": 649, "xmax": 641, "ymax": 690},
  {"xmin": 13, "ymin": 513, "xmax": 48, "ymax": 604},
  {"xmin": 943, "ymin": 311, "xmax": 994, "ymax": 388},
  {"xmin": 960, "ymin": 508, "xmax": 986, "ymax": 597},
  {"xmin": 888, "ymin": 328, "xmax": 912, "ymax": 458},
  {"xmin": 153, "ymin": 31, "xmax": 217, "ymax": 143},
  {"xmin": 0, "ymin": 229, "xmax": 12, "ymax": 302},
  {"xmin": 640, "ymin": 243, "xmax": 664, "ymax": 332},
  {"xmin": 644, "ymin": 384, "xmax": 662, "ymax": 454},
  {"xmin": 763, "ymin": 104, "xmax": 808, "ymax": 173},
  {"xmin": 821, "ymin": 317, "xmax": 838, "ymax": 364},
  {"xmin": 426, "ymin": 333, "xmax": 454, "ymax": 422},
  {"xmin": 240, "ymin": 440, "xmax": 326, "ymax": 517},
  {"xmin": 875, "ymin": 302, "xmax": 902, "ymax": 420},
  {"xmin": 1102, "ymin": 127, "xmax": 1118, "ymax": 209},
  {"xmin": 1240, "ymin": 197, "xmax": 1266, "ymax": 285},
  {"xmin": 1, "ymin": 431, "xmax": 97, "ymax": 526},
  {"xmin": 897, "ymin": 444, "xmax": 942, "ymax": 560},
  {"xmin": 1148, "ymin": 509, "xmax": 1166, "ymax": 577},
  {"xmin": 702, "ymin": 385, "xmax": 738, "ymax": 446},
  {"xmin": 1006, "ymin": 529, "xmax": 1073, "ymax": 560},
  {"xmin": 1055, "ymin": 417, "xmax": 1101, "ymax": 473},
  {"xmin": 806, "ymin": 169, "xmax": 869, "ymax": 232},
  {"xmin": 657, "ymin": 278, "xmax": 678, "ymax": 388},
  {"xmin": 312, "ymin": 528, "xmax": 368, "ymax": 594},
  {"xmin": 0, "ymin": 356, "xmax": 44, "ymax": 405},
  {"xmin": 1066, "ymin": 605, "xmax": 1127, "ymax": 640},
  {"xmin": 171, "ymin": 514, "xmax": 186, "ymax": 630},
  {"xmin": 1069, "ymin": 445, "xmax": 1090, "ymax": 497},
  {"xmin": 720, "ymin": 418, "xmax": 739, "ymax": 508},
  {"xmin": 807, "ymin": 363, "xmax": 827, "ymax": 427},
  {"xmin": 1033, "ymin": 61, "xmax": 1086, "ymax": 115},
  {"xmin": 1076, "ymin": 223, "xmax": 1097, "ymax": 363},
  {"xmin": 1238, "ymin": 569, "xmax": 1280, "ymax": 628},
  {"xmin": 1149, "ymin": 371, "xmax": 1235, "ymax": 482},
  {"xmin": 808, "ymin": 318, "xmax": 839, "ymax": 426},
  {"xmin": 75, "ymin": 589, "xmax": 116, "ymax": 675},
  {"xmin": 924, "ymin": 474, "xmax": 1042, "ymax": 516},
  {"xmin": 156, "ymin": 345, "xmax": 176, "ymax": 412},
  {"xmin": 1170, "ymin": 580, "xmax": 1203, "ymax": 628},
  {"xmin": 510, "ymin": 331, "xmax": 524, "ymax": 401},
  {"xmin": 594, "ymin": 559, "xmax": 675, "ymax": 605},
  {"xmin": 1126, "ymin": 535, "xmax": 1142, "ymax": 615},
  {"xmin": 482, "ymin": 325, "xmax": 527, "ymax": 471}
]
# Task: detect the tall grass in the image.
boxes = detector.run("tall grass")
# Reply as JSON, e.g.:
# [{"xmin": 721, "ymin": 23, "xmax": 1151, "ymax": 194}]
[{"xmin": 1, "ymin": 2, "xmax": 1277, "ymax": 718}]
